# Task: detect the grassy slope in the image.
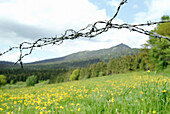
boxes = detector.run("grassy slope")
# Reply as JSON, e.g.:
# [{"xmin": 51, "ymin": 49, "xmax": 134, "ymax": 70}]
[
  {"xmin": 0, "ymin": 70, "xmax": 169, "ymax": 114},
  {"xmin": 161, "ymin": 65, "xmax": 170, "ymax": 77}
]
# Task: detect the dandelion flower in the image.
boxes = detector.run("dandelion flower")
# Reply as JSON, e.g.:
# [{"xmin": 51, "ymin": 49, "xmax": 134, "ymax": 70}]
[
  {"xmin": 70, "ymin": 103, "xmax": 75, "ymax": 106},
  {"xmin": 78, "ymin": 108, "xmax": 80, "ymax": 111},
  {"xmin": 48, "ymin": 110, "xmax": 51, "ymax": 113},
  {"xmin": 162, "ymin": 90, "xmax": 166, "ymax": 93},
  {"xmin": 152, "ymin": 110, "xmax": 156, "ymax": 114},
  {"xmin": 111, "ymin": 97, "xmax": 114, "ymax": 102},
  {"xmin": 0, "ymin": 108, "xmax": 3, "ymax": 111},
  {"xmin": 60, "ymin": 106, "xmax": 64, "ymax": 109},
  {"xmin": 18, "ymin": 107, "xmax": 21, "ymax": 111}
]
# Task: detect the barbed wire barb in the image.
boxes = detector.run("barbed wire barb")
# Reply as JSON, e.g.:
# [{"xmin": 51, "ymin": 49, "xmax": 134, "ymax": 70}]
[{"xmin": 0, "ymin": 0, "xmax": 170, "ymax": 69}]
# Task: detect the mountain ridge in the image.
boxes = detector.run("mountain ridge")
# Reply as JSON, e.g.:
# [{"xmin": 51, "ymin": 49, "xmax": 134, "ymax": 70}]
[
  {"xmin": 27, "ymin": 43, "xmax": 138, "ymax": 65},
  {"xmin": 0, "ymin": 43, "xmax": 139, "ymax": 69}
]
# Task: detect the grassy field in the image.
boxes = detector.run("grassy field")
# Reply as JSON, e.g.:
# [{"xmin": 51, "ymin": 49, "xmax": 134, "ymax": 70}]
[{"xmin": 0, "ymin": 71, "xmax": 170, "ymax": 114}]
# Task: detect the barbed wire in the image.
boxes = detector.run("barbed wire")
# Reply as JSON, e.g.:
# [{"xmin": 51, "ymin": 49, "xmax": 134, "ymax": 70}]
[{"xmin": 0, "ymin": 0, "xmax": 170, "ymax": 69}]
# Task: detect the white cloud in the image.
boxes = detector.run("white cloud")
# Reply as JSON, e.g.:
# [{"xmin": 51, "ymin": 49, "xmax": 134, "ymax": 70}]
[
  {"xmin": 0, "ymin": 0, "xmax": 107, "ymax": 31},
  {"xmin": 108, "ymin": 0, "xmax": 120, "ymax": 8},
  {"xmin": 0, "ymin": 52, "xmax": 40, "ymax": 63},
  {"xmin": 0, "ymin": 51, "xmax": 19, "ymax": 62},
  {"xmin": 96, "ymin": 28, "xmax": 149, "ymax": 48},
  {"xmin": 134, "ymin": 0, "xmax": 170, "ymax": 23},
  {"xmin": 0, "ymin": 0, "xmax": 108, "ymax": 45}
]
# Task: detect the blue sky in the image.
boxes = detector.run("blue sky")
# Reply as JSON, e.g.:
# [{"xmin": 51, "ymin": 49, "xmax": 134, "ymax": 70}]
[
  {"xmin": 89, "ymin": 0, "xmax": 149, "ymax": 23},
  {"xmin": 0, "ymin": 0, "xmax": 170, "ymax": 63}
]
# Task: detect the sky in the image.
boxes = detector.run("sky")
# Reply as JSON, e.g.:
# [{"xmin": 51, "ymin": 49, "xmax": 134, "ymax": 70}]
[{"xmin": 0, "ymin": 0, "xmax": 170, "ymax": 63}]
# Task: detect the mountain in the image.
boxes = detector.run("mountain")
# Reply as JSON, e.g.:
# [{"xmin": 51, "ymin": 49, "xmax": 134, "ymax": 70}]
[
  {"xmin": 24, "ymin": 43, "xmax": 139, "ymax": 69},
  {"xmin": 0, "ymin": 43, "xmax": 139, "ymax": 69},
  {"xmin": 0, "ymin": 61, "xmax": 15, "ymax": 68}
]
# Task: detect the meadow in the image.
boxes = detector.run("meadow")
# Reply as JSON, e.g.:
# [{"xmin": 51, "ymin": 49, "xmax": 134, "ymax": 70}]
[{"xmin": 0, "ymin": 71, "xmax": 169, "ymax": 114}]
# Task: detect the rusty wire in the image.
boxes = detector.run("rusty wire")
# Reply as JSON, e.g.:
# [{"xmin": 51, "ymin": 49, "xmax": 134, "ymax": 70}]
[{"xmin": 0, "ymin": 0, "xmax": 170, "ymax": 69}]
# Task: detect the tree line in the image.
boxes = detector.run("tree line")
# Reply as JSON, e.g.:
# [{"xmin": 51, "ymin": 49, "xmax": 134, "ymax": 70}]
[
  {"xmin": 0, "ymin": 69, "xmax": 67, "ymax": 84},
  {"xmin": 69, "ymin": 54, "xmax": 146, "ymax": 81},
  {"xmin": 68, "ymin": 15, "xmax": 170, "ymax": 81}
]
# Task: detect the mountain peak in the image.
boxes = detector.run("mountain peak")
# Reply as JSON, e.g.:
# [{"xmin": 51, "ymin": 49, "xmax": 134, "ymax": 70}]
[
  {"xmin": 110, "ymin": 43, "xmax": 131, "ymax": 50},
  {"xmin": 118, "ymin": 43, "xmax": 130, "ymax": 47}
]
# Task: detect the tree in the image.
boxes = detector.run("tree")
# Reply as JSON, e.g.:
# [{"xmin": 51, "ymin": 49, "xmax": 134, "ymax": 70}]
[
  {"xmin": 111, "ymin": 58, "xmax": 117, "ymax": 73},
  {"xmin": 69, "ymin": 69, "xmax": 80, "ymax": 81},
  {"xmin": 95, "ymin": 61, "xmax": 107, "ymax": 77},
  {"xmin": 0, "ymin": 75, "xmax": 7, "ymax": 87},
  {"xmin": 118, "ymin": 56, "xmax": 126, "ymax": 73},
  {"xmin": 90, "ymin": 64, "xmax": 98, "ymax": 78},
  {"xmin": 149, "ymin": 38, "xmax": 170, "ymax": 70},
  {"xmin": 131, "ymin": 54, "xmax": 139, "ymax": 71},
  {"xmin": 143, "ymin": 15, "xmax": 170, "ymax": 71},
  {"xmin": 107, "ymin": 58, "xmax": 114, "ymax": 75},
  {"xmin": 84, "ymin": 65, "xmax": 91, "ymax": 79},
  {"xmin": 161, "ymin": 15, "xmax": 170, "ymax": 22},
  {"xmin": 79, "ymin": 68, "xmax": 86, "ymax": 80},
  {"xmin": 100, "ymin": 60, "xmax": 107, "ymax": 75},
  {"xmin": 26, "ymin": 75, "xmax": 37, "ymax": 86},
  {"xmin": 157, "ymin": 15, "xmax": 170, "ymax": 37}
]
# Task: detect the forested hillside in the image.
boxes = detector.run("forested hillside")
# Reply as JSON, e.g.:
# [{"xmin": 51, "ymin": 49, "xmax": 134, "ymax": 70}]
[{"xmin": 26, "ymin": 43, "xmax": 138, "ymax": 68}]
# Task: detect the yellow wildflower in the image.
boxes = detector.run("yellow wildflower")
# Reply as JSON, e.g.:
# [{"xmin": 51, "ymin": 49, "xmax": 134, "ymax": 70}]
[
  {"xmin": 24, "ymin": 103, "xmax": 27, "ymax": 106},
  {"xmin": 0, "ymin": 108, "xmax": 3, "ymax": 111},
  {"xmin": 14, "ymin": 101, "xmax": 17, "ymax": 104},
  {"xmin": 35, "ymin": 106, "xmax": 39, "ymax": 109},
  {"xmin": 78, "ymin": 108, "xmax": 80, "ymax": 111},
  {"xmin": 60, "ymin": 106, "xmax": 64, "ymax": 109},
  {"xmin": 18, "ymin": 107, "xmax": 21, "ymax": 111},
  {"xmin": 70, "ymin": 103, "xmax": 75, "ymax": 106},
  {"xmin": 111, "ymin": 97, "xmax": 114, "ymax": 102},
  {"xmin": 162, "ymin": 90, "xmax": 166, "ymax": 93},
  {"xmin": 152, "ymin": 110, "xmax": 156, "ymax": 114}
]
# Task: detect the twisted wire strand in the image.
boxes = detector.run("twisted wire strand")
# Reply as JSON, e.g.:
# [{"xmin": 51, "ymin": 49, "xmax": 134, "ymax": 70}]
[{"xmin": 0, "ymin": 0, "xmax": 169, "ymax": 69}]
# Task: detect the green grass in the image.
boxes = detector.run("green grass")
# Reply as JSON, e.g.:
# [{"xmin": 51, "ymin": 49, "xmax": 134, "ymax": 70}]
[
  {"xmin": 0, "ymin": 71, "xmax": 169, "ymax": 114},
  {"xmin": 161, "ymin": 65, "xmax": 170, "ymax": 77}
]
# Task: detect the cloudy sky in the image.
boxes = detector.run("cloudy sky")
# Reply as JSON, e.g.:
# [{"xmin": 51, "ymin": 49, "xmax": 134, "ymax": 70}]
[{"xmin": 0, "ymin": 0, "xmax": 170, "ymax": 63}]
